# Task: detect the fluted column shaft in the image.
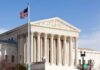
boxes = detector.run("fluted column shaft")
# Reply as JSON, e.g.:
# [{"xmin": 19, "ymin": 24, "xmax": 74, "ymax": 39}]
[
  {"xmin": 57, "ymin": 35, "xmax": 61, "ymax": 65},
  {"xmin": 40, "ymin": 37, "xmax": 43, "ymax": 61},
  {"xmin": 69, "ymin": 37, "xmax": 72, "ymax": 66},
  {"xmin": 50, "ymin": 35, "xmax": 54, "ymax": 64},
  {"xmin": 63, "ymin": 36, "xmax": 67, "ymax": 65},
  {"xmin": 74, "ymin": 38, "xmax": 78, "ymax": 66},
  {"xmin": 37, "ymin": 33, "xmax": 40, "ymax": 62},
  {"xmin": 44, "ymin": 34, "xmax": 47, "ymax": 61}
]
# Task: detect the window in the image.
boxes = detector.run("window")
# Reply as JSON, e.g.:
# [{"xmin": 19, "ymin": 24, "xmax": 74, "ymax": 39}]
[
  {"xmin": 11, "ymin": 37, "xmax": 13, "ymax": 40},
  {"xmin": 8, "ymin": 38, "xmax": 10, "ymax": 40},
  {"xmin": 11, "ymin": 55, "xmax": 15, "ymax": 63}
]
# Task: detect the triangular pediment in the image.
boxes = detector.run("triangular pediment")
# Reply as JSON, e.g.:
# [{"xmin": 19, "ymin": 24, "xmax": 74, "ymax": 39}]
[{"xmin": 31, "ymin": 17, "xmax": 80, "ymax": 32}]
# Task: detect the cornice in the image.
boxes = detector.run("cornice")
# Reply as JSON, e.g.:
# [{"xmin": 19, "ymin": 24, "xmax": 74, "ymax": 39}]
[{"xmin": 31, "ymin": 24, "xmax": 79, "ymax": 33}]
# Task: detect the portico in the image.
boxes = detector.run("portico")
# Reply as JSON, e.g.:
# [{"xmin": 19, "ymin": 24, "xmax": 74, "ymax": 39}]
[
  {"xmin": 29, "ymin": 32, "xmax": 78, "ymax": 66},
  {"xmin": 22, "ymin": 17, "xmax": 80, "ymax": 67}
]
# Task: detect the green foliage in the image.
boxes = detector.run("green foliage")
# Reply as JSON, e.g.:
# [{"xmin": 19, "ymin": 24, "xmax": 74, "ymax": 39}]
[{"xmin": 15, "ymin": 64, "xmax": 26, "ymax": 70}]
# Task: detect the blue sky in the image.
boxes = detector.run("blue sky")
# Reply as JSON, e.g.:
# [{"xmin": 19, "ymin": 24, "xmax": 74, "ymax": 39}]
[{"xmin": 0, "ymin": 0, "xmax": 100, "ymax": 50}]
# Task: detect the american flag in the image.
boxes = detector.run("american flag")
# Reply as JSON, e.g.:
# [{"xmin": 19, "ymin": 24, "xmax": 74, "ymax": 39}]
[{"xmin": 20, "ymin": 8, "xmax": 28, "ymax": 19}]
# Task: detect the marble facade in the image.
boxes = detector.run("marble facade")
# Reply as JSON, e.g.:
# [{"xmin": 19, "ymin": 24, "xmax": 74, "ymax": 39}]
[{"xmin": 0, "ymin": 17, "xmax": 80, "ymax": 70}]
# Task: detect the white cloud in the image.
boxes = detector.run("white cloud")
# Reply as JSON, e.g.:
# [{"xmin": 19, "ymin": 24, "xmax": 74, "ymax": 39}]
[
  {"xmin": 78, "ymin": 31, "xmax": 100, "ymax": 51},
  {"xmin": 0, "ymin": 29, "xmax": 7, "ymax": 34}
]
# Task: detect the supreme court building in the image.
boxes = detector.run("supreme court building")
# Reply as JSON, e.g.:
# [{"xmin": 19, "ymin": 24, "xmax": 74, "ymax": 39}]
[{"xmin": 0, "ymin": 17, "xmax": 80, "ymax": 70}]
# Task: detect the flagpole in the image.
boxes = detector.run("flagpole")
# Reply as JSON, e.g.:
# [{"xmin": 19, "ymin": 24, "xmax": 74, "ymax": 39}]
[{"xmin": 27, "ymin": 2, "xmax": 31, "ymax": 70}]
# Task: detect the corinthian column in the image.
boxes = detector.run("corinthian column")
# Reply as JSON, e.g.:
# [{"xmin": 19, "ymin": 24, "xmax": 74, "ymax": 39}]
[
  {"xmin": 69, "ymin": 37, "xmax": 73, "ymax": 66},
  {"xmin": 74, "ymin": 37, "xmax": 78, "ymax": 66},
  {"xmin": 44, "ymin": 34, "xmax": 47, "ymax": 62},
  {"xmin": 37, "ymin": 33, "xmax": 40, "ymax": 62},
  {"xmin": 50, "ymin": 34, "xmax": 54, "ymax": 64},
  {"xmin": 63, "ymin": 36, "xmax": 67, "ymax": 65},
  {"xmin": 40, "ymin": 37, "xmax": 43, "ymax": 61},
  {"xmin": 57, "ymin": 35, "xmax": 61, "ymax": 65}
]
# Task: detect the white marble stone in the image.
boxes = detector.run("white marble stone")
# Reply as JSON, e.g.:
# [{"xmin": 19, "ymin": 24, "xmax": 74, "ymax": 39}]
[{"xmin": 0, "ymin": 17, "xmax": 81, "ymax": 70}]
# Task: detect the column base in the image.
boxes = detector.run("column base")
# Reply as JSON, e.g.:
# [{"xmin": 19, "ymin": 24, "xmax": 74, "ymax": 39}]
[
  {"xmin": 63, "ymin": 64, "xmax": 68, "ymax": 67},
  {"xmin": 57, "ymin": 63, "xmax": 62, "ymax": 66}
]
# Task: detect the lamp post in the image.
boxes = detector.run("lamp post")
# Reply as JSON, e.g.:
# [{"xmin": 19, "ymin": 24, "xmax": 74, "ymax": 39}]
[{"xmin": 80, "ymin": 51, "xmax": 86, "ymax": 70}]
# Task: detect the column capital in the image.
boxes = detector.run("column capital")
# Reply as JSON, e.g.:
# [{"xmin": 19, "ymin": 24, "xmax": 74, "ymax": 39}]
[
  {"xmin": 57, "ymin": 35, "xmax": 61, "ymax": 39},
  {"xmin": 44, "ymin": 33, "xmax": 47, "ymax": 37},
  {"xmin": 50, "ymin": 34, "xmax": 54, "ymax": 38},
  {"xmin": 75, "ymin": 37, "xmax": 79, "ymax": 41},
  {"xmin": 63, "ymin": 36, "xmax": 67, "ymax": 39},
  {"xmin": 66, "ymin": 36, "xmax": 70, "ymax": 41},
  {"xmin": 69, "ymin": 37, "xmax": 74, "ymax": 43},
  {"xmin": 69, "ymin": 36, "xmax": 73, "ymax": 39},
  {"xmin": 37, "ymin": 32, "xmax": 41, "ymax": 35}
]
